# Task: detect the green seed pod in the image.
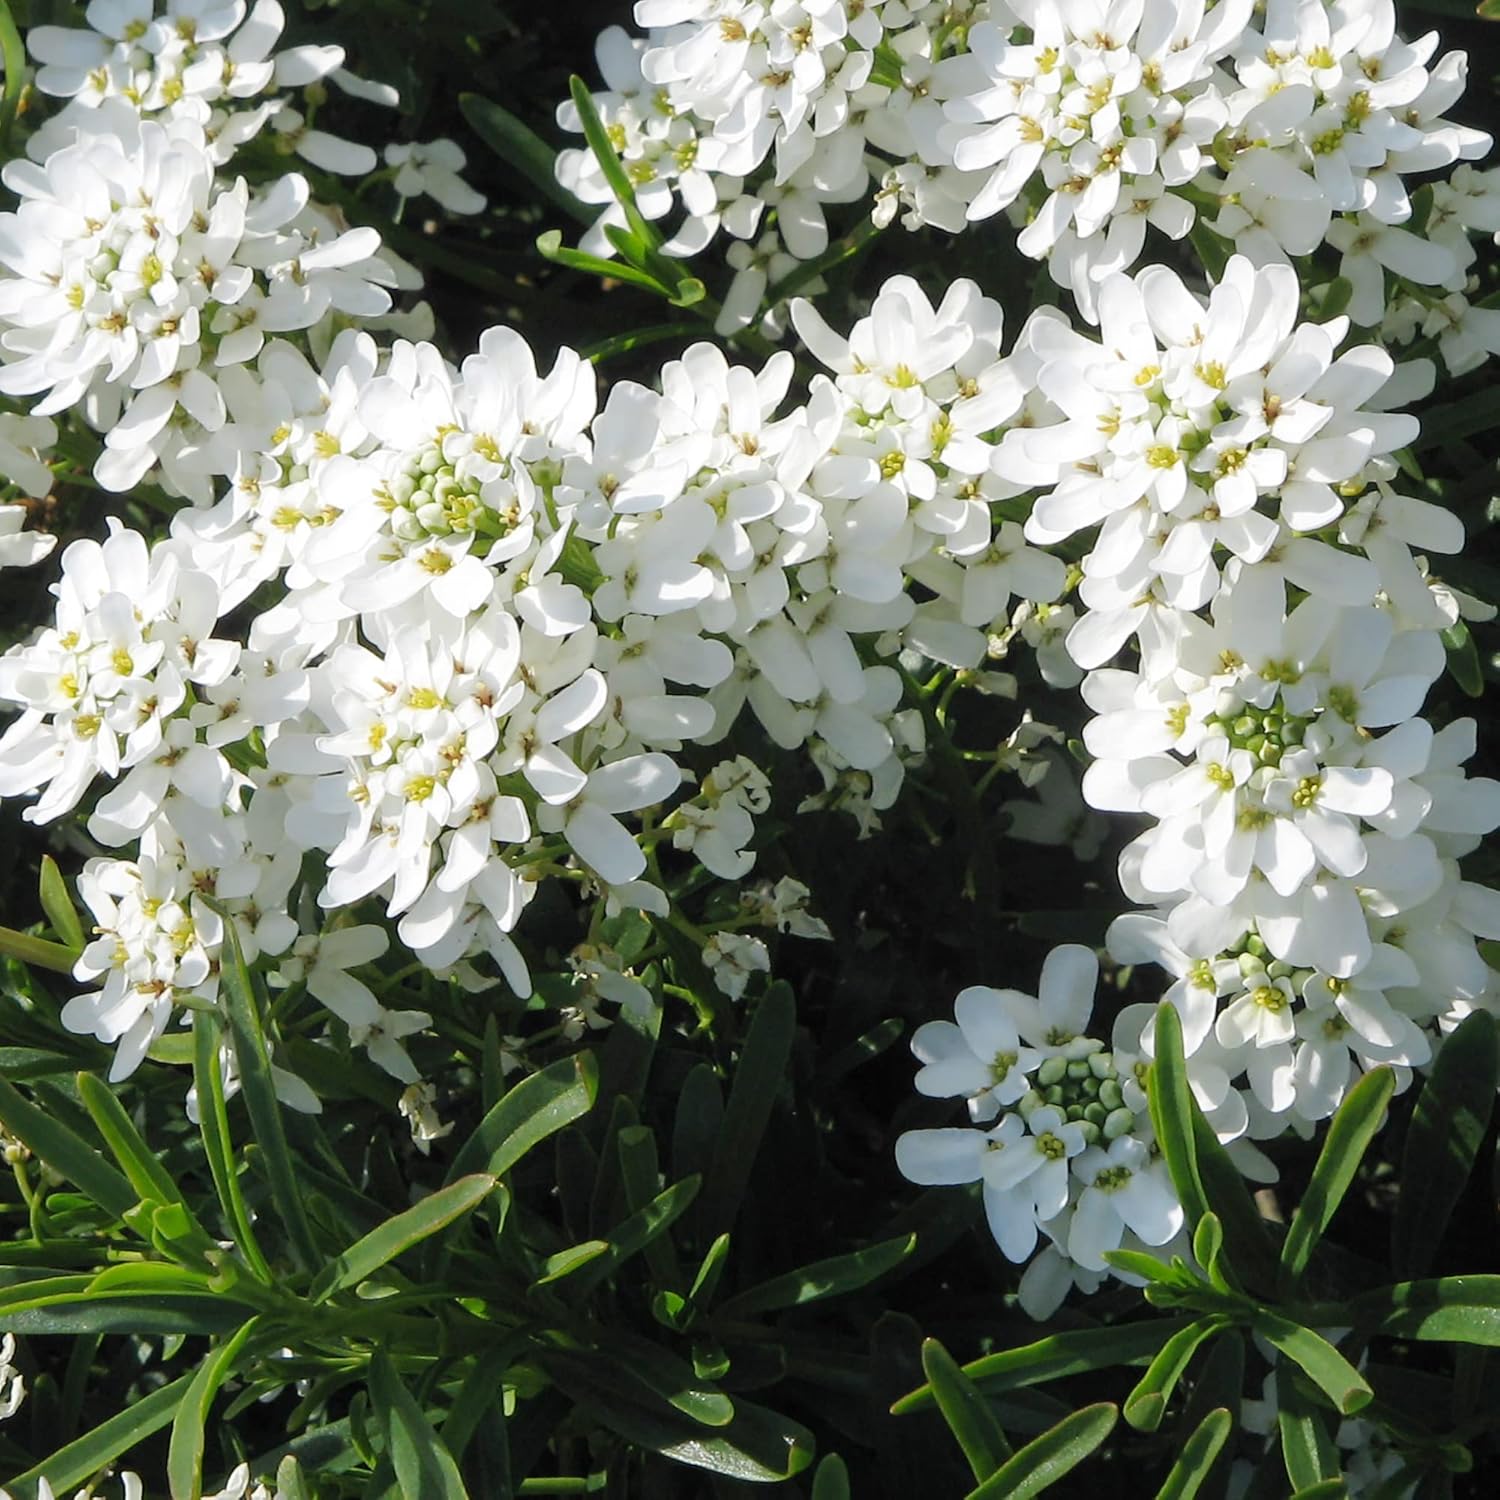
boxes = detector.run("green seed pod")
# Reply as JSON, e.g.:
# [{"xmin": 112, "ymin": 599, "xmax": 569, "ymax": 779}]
[
  {"xmin": 1098, "ymin": 1079, "xmax": 1124, "ymax": 1111},
  {"xmin": 1066, "ymin": 1059, "xmax": 1092, "ymax": 1080},
  {"xmin": 1103, "ymin": 1107, "xmax": 1136, "ymax": 1141},
  {"xmin": 1078, "ymin": 1121, "xmax": 1102, "ymax": 1146},
  {"xmin": 1083, "ymin": 1102, "xmax": 1108, "ymax": 1126},
  {"xmin": 1088, "ymin": 1050, "xmax": 1114, "ymax": 1079}
]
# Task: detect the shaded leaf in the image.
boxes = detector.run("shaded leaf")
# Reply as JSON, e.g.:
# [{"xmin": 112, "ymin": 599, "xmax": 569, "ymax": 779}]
[
  {"xmin": 718, "ymin": 1234, "xmax": 916, "ymax": 1318},
  {"xmin": 968, "ymin": 1403, "xmax": 1118, "ymax": 1499},
  {"xmin": 370, "ymin": 1348, "xmax": 470, "ymax": 1500},
  {"xmin": 1392, "ymin": 1010, "xmax": 1496, "ymax": 1278},
  {"xmin": 1279, "ymin": 1068, "xmax": 1395, "ymax": 1294},
  {"xmin": 168, "ymin": 1318, "xmax": 259, "ymax": 1500},
  {"xmin": 893, "ymin": 1320, "xmax": 1194, "ymax": 1410},
  {"xmin": 921, "ymin": 1338, "xmax": 1011, "ymax": 1482},
  {"xmin": 1254, "ymin": 1313, "xmax": 1371, "ymax": 1416},
  {"xmin": 1155, "ymin": 1408, "xmax": 1233, "ymax": 1500},
  {"xmin": 311, "ymin": 1175, "xmax": 497, "ymax": 1303}
]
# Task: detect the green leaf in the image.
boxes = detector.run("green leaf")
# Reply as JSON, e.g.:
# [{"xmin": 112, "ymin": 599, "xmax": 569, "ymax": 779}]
[
  {"xmin": 192, "ymin": 1013, "xmax": 272, "ymax": 1282},
  {"xmin": 39, "ymin": 856, "xmax": 85, "ymax": 954},
  {"xmin": 446, "ymin": 1052, "xmax": 599, "ymax": 1184},
  {"xmin": 1125, "ymin": 1318, "xmax": 1226, "ymax": 1433},
  {"xmin": 1279, "ymin": 1067, "xmax": 1395, "ymax": 1294},
  {"xmin": 205, "ymin": 898, "xmax": 318, "ymax": 1273},
  {"xmin": 1392, "ymin": 1011, "xmax": 1497, "ymax": 1278},
  {"xmin": 1317, "ymin": 277, "xmax": 1355, "ymax": 322},
  {"xmin": 5, "ymin": 1371, "xmax": 195, "ymax": 1498},
  {"xmin": 1442, "ymin": 622, "xmax": 1485, "ymax": 698},
  {"xmin": 1155, "ymin": 1408, "xmax": 1233, "ymax": 1500},
  {"xmin": 1254, "ymin": 1312, "xmax": 1371, "ymax": 1416},
  {"xmin": 580, "ymin": 322, "xmax": 693, "ymax": 365},
  {"xmin": 566, "ymin": 1175, "xmax": 701, "ymax": 1299},
  {"xmin": 718, "ymin": 1233, "xmax": 916, "ymax": 1318},
  {"xmin": 0, "ymin": 1076, "xmax": 134, "ymax": 1219},
  {"xmin": 1288, "ymin": 1484, "xmax": 1348, "ymax": 1500},
  {"xmin": 1189, "ymin": 1104, "xmax": 1278, "ymax": 1295},
  {"xmin": 0, "ymin": 923, "xmax": 82, "ymax": 973},
  {"xmin": 311, "ymin": 1175, "xmax": 497, "ymax": 1303},
  {"xmin": 892, "ymin": 1319, "xmax": 1195, "ymax": 1411},
  {"xmin": 535, "ymin": 229, "xmax": 672, "ymax": 296},
  {"xmin": 700, "ymin": 982, "xmax": 796, "ymax": 1240},
  {"xmin": 967, "ymin": 1402, "xmax": 1117, "ymax": 1499},
  {"xmin": 0, "ymin": 0, "xmax": 25, "ymax": 151},
  {"xmin": 589, "ymin": 1331, "xmax": 736, "ymax": 1428},
  {"xmin": 920, "ymin": 1338, "xmax": 1012, "ymax": 1482},
  {"xmin": 535, "ymin": 1240, "xmax": 611, "ymax": 1285},
  {"xmin": 4, "ymin": 1292, "xmax": 251, "ymax": 1336},
  {"xmin": 75, "ymin": 1072, "xmax": 203, "ymax": 1228},
  {"xmin": 546, "ymin": 1352, "xmax": 814, "ymax": 1483},
  {"xmin": 1279, "ymin": 1373, "xmax": 1341, "ymax": 1490},
  {"xmin": 1353, "ymin": 1274, "xmax": 1500, "ymax": 1344},
  {"xmin": 370, "ymin": 1348, "xmax": 470, "ymax": 1500},
  {"xmin": 457, "ymin": 93, "xmax": 591, "ymax": 224},
  {"xmin": 1148, "ymin": 1002, "xmax": 1211, "ymax": 1230},
  {"xmin": 566, "ymin": 75, "xmax": 662, "ymax": 254},
  {"xmin": 811, "ymin": 1453, "xmax": 852, "ymax": 1500},
  {"xmin": 168, "ymin": 1318, "xmax": 259, "ymax": 1500}
]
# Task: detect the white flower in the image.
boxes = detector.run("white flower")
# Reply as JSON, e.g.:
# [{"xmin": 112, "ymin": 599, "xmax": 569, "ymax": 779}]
[
  {"xmin": 702, "ymin": 932, "xmax": 771, "ymax": 1001},
  {"xmin": 386, "ymin": 140, "xmax": 486, "ymax": 215},
  {"xmin": 1068, "ymin": 1137, "xmax": 1184, "ymax": 1271},
  {"xmin": 0, "ymin": 504, "xmax": 56, "ymax": 570}
]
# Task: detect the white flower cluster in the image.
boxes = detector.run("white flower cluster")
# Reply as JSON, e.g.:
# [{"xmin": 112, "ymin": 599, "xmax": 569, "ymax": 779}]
[
  {"xmin": 0, "ymin": 1, "xmax": 488, "ymax": 502},
  {"xmin": 896, "ymin": 945, "xmax": 1187, "ymax": 1315},
  {"xmin": 0, "ymin": 261, "xmax": 1087, "ymax": 1088},
  {"xmin": 563, "ymin": 0, "xmax": 1500, "ymax": 364}
]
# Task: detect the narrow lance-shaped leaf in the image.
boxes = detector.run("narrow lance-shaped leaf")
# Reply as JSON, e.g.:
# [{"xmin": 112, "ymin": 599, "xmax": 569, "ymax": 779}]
[
  {"xmin": 39, "ymin": 855, "xmax": 85, "ymax": 954},
  {"xmin": 893, "ymin": 1318, "xmax": 1197, "ymax": 1410},
  {"xmin": 717, "ymin": 1234, "xmax": 916, "ymax": 1319},
  {"xmin": 370, "ymin": 1348, "xmax": 471, "ymax": 1500},
  {"xmin": 75, "ymin": 1072, "xmax": 204, "ymax": 1230},
  {"xmin": 168, "ymin": 1318, "xmax": 260, "ymax": 1500},
  {"xmin": 192, "ymin": 1012, "xmax": 273, "ymax": 1283},
  {"xmin": 445, "ymin": 1051, "xmax": 599, "ymax": 1184},
  {"xmin": 811, "ymin": 1454, "xmax": 852, "ymax": 1500},
  {"xmin": 1278, "ymin": 1372, "xmax": 1341, "ymax": 1491},
  {"xmin": 0, "ymin": 1075, "xmax": 135, "ymax": 1220},
  {"xmin": 203, "ymin": 897, "xmax": 319, "ymax": 1272},
  {"xmin": 968, "ymin": 1403, "xmax": 1118, "ymax": 1500},
  {"xmin": 1154, "ymin": 1408, "xmax": 1233, "ymax": 1500},
  {"xmin": 1351, "ymin": 1274, "xmax": 1500, "ymax": 1345},
  {"xmin": 920, "ymin": 1338, "xmax": 1012, "ymax": 1482},
  {"xmin": 700, "ymin": 982, "xmax": 796, "ymax": 1241},
  {"xmin": 1279, "ymin": 1067, "xmax": 1395, "ymax": 1294},
  {"xmin": 565, "ymin": 1175, "xmax": 701, "ymax": 1300},
  {"xmin": 566, "ymin": 75, "xmax": 664, "ymax": 257},
  {"xmin": 1391, "ymin": 1010, "xmax": 1497, "ymax": 1278},
  {"xmin": 5, "ymin": 1371, "xmax": 196, "ymax": 1499},
  {"xmin": 457, "ymin": 92, "xmax": 592, "ymax": 224},
  {"xmin": 1254, "ymin": 1311, "xmax": 1372, "ymax": 1416},
  {"xmin": 0, "ymin": 923, "xmax": 82, "ymax": 973},
  {"xmin": 1147, "ymin": 1002, "xmax": 1211, "ymax": 1230},
  {"xmin": 310, "ymin": 1174, "xmax": 498, "ymax": 1303},
  {"xmin": 1124, "ymin": 1317, "xmax": 1226, "ymax": 1434}
]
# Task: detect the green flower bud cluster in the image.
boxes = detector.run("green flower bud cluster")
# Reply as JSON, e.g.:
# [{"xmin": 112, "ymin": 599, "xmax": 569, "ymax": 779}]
[
  {"xmin": 385, "ymin": 442, "xmax": 513, "ymax": 543},
  {"xmin": 1208, "ymin": 701, "xmax": 1309, "ymax": 769},
  {"xmin": 1017, "ymin": 1043, "xmax": 1136, "ymax": 1146}
]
